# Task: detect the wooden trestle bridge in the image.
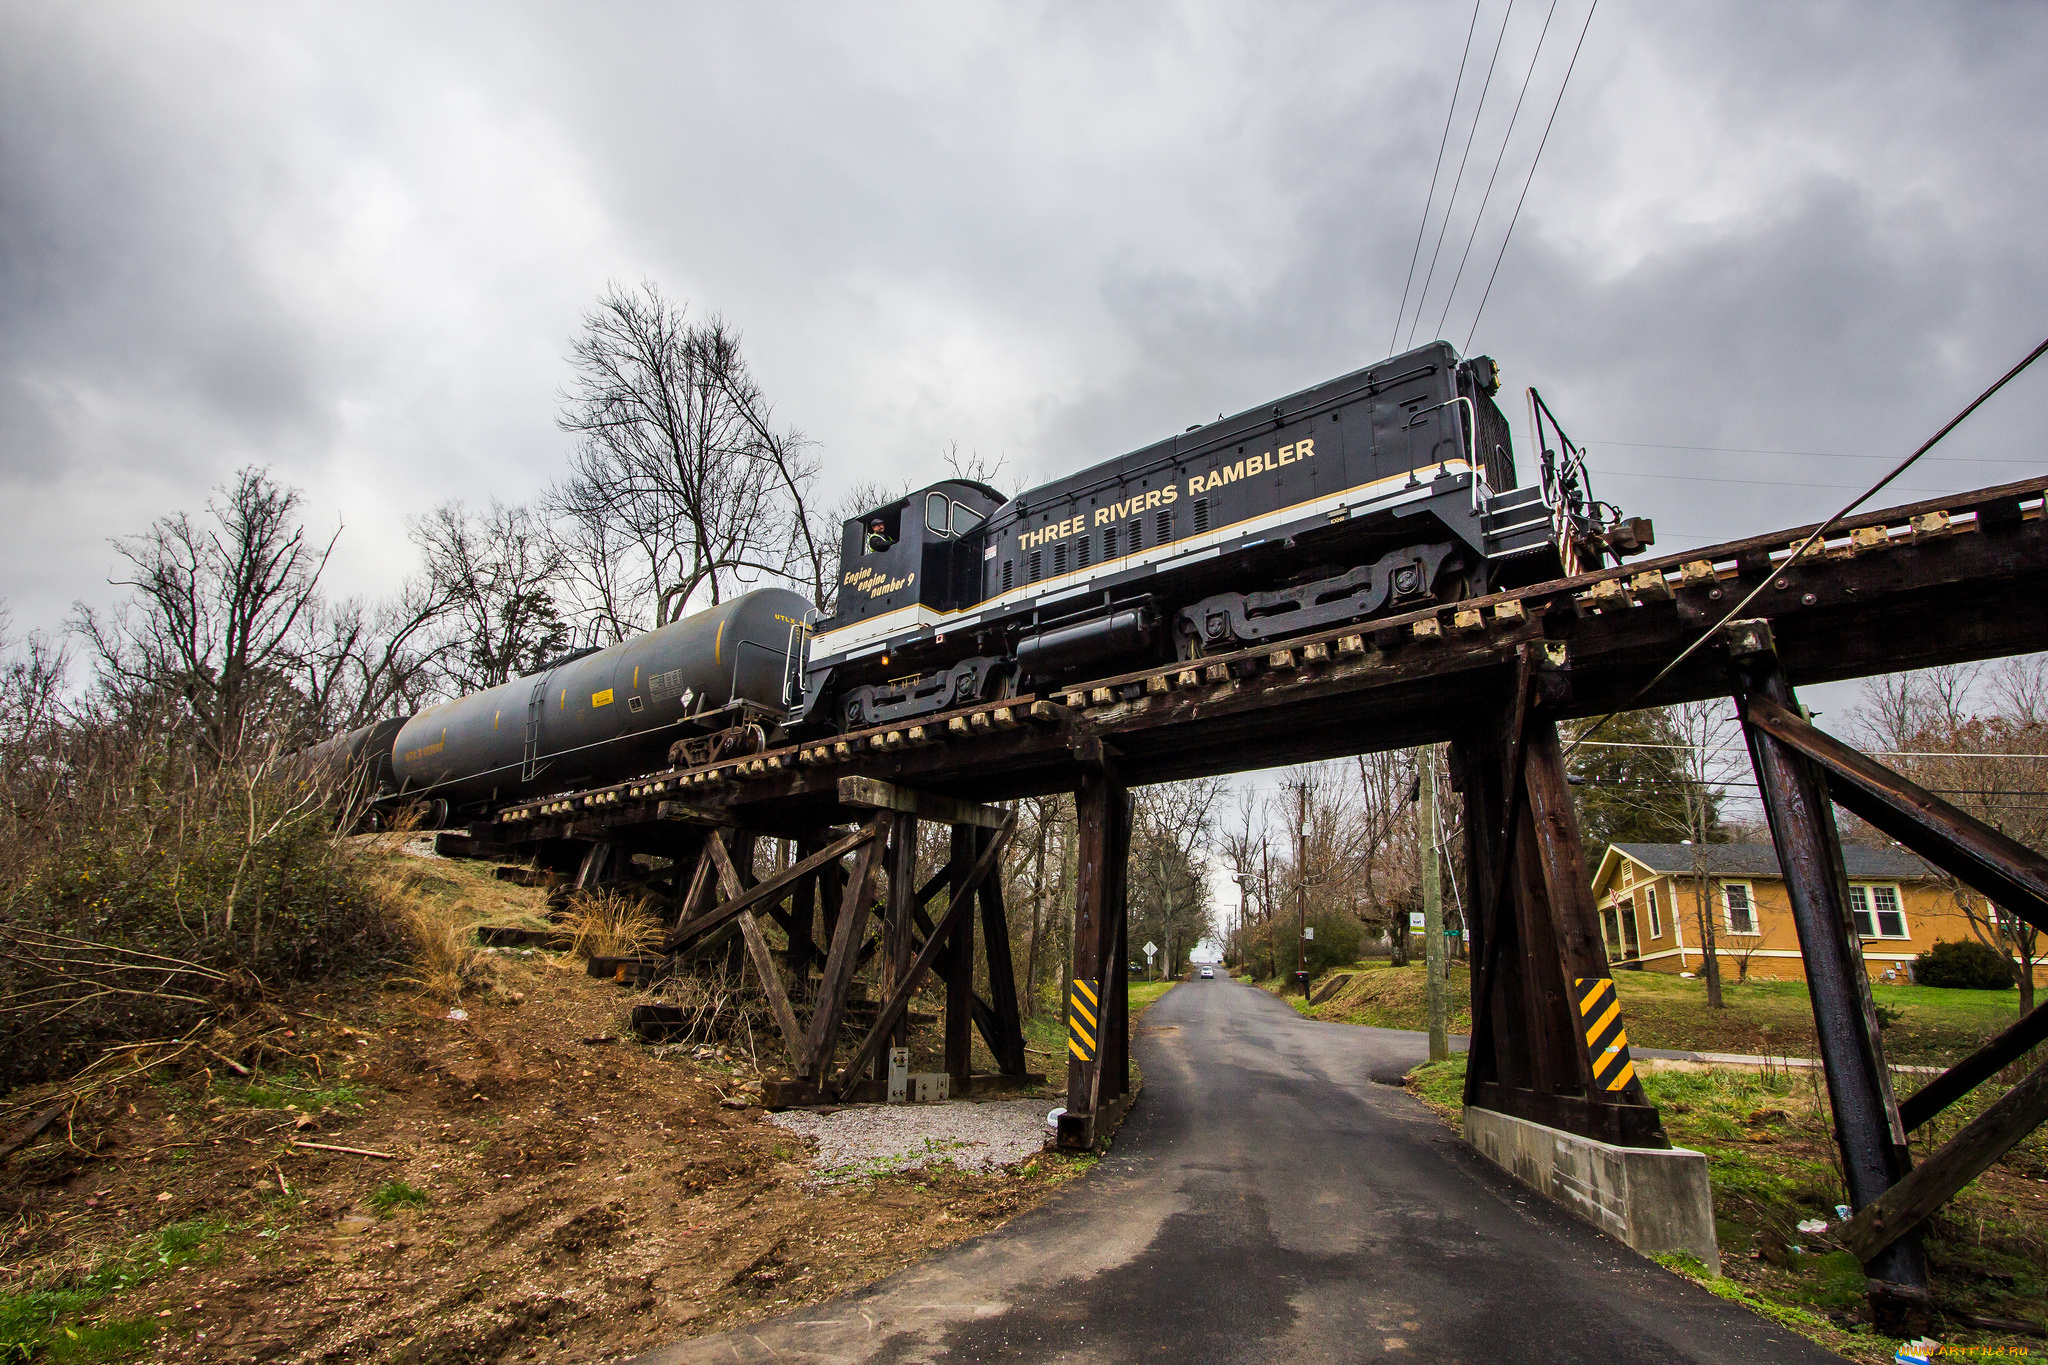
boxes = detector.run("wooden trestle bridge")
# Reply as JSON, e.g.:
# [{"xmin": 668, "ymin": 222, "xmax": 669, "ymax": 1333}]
[{"xmin": 455, "ymin": 474, "xmax": 2048, "ymax": 1332}]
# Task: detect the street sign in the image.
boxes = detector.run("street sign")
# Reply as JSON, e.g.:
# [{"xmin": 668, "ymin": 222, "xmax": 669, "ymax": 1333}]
[
  {"xmin": 1303, "ymin": 926, "xmax": 1314, "ymax": 941},
  {"xmin": 1143, "ymin": 941, "xmax": 1157, "ymax": 959},
  {"xmin": 1409, "ymin": 911, "xmax": 1426, "ymax": 929}
]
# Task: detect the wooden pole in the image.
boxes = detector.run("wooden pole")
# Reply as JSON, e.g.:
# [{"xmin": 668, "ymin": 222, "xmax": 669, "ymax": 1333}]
[
  {"xmin": 884, "ymin": 812, "xmax": 920, "ymax": 1061},
  {"xmin": 944, "ymin": 823, "xmax": 976, "ymax": 1085},
  {"xmin": 1424, "ymin": 745, "xmax": 1448, "ymax": 1063},
  {"xmin": 1060, "ymin": 767, "xmax": 1129, "ymax": 1149},
  {"xmin": 1727, "ymin": 620, "xmax": 1930, "ymax": 1330}
]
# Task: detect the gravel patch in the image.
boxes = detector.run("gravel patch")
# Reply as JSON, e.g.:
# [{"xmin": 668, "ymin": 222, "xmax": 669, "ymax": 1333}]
[{"xmin": 768, "ymin": 1099, "xmax": 1052, "ymax": 1181}]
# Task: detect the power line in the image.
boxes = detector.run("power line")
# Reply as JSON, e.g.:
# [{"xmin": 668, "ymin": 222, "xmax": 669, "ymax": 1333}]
[
  {"xmin": 1463, "ymin": 0, "xmax": 1599, "ymax": 349},
  {"xmin": 1407, "ymin": 0, "xmax": 1516, "ymax": 351},
  {"xmin": 1391, "ymin": 0, "xmax": 1484, "ymax": 354},
  {"xmin": 1593, "ymin": 468, "xmax": 1954, "ymax": 495},
  {"xmin": 1578, "ymin": 739, "xmax": 2048, "ymax": 761},
  {"xmin": 1565, "ymin": 332, "xmax": 2048, "ymax": 758},
  {"xmin": 1587, "ymin": 440, "xmax": 2045, "ymax": 467},
  {"xmin": 1434, "ymin": 0, "xmax": 1560, "ymax": 343}
]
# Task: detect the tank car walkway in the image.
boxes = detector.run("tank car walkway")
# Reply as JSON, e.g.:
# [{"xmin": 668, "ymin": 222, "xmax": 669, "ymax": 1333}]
[{"xmin": 626, "ymin": 977, "xmax": 1835, "ymax": 1365}]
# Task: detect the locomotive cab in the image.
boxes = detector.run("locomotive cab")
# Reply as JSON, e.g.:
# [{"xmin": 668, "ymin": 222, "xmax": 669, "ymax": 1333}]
[{"xmin": 832, "ymin": 480, "xmax": 1004, "ymax": 626}]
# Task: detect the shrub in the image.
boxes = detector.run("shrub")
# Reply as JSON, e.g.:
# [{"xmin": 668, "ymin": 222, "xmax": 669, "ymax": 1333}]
[
  {"xmin": 1912, "ymin": 939, "xmax": 2016, "ymax": 990},
  {"xmin": 0, "ymin": 713, "xmax": 403, "ymax": 1090}
]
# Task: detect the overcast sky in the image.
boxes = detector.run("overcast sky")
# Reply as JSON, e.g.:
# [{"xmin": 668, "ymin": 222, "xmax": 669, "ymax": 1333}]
[{"xmin": 6, "ymin": 0, "xmax": 2045, "ymax": 642}]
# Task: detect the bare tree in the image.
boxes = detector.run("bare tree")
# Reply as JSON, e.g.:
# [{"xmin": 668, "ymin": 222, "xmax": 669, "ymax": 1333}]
[
  {"xmin": 1130, "ymin": 778, "xmax": 1224, "ymax": 978},
  {"xmin": 412, "ymin": 499, "xmax": 571, "ymax": 692},
  {"xmin": 1852, "ymin": 659, "xmax": 2046, "ymax": 1013},
  {"xmin": 75, "ymin": 468, "xmax": 337, "ymax": 760},
  {"xmin": 1666, "ymin": 699, "xmax": 1739, "ymax": 1007},
  {"xmin": 549, "ymin": 283, "xmax": 825, "ymax": 637}
]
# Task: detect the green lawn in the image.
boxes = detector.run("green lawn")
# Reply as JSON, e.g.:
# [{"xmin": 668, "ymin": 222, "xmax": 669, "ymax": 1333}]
[{"xmin": 1272, "ymin": 961, "xmax": 2029, "ymax": 1067}]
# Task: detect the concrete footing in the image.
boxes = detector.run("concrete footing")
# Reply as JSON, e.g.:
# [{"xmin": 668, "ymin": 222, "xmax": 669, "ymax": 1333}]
[{"xmin": 1465, "ymin": 1106, "xmax": 1720, "ymax": 1273}]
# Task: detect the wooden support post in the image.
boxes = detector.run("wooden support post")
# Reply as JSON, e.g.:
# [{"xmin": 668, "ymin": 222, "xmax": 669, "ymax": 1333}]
[
  {"xmin": 944, "ymin": 824, "xmax": 976, "ymax": 1085},
  {"xmin": 1727, "ymin": 620, "xmax": 1931, "ymax": 1329},
  {"xmin": 1059, "ymin": 767, "xmax": 1130, "ymax": 1150},
  {"xmin": 573, "ymin": 839, "xmax": 619, "ymax": 890},
  {"xmin": 786, "ymin": 832, "xmax": 822, "ymax": 989},
  {"xmin": 1457, "ymin": 646, "xmax": 1666, "ymax": 1149},
  {"xmin": 1523, "ymin": 719, "xmax": 1656, "ymax": 1111},
  {"xmin": 828, "ymin": 816, "xmax": 1016, "ymax": 1096},
  {"xmin": 662, "ymin": 825, "xmax": 874, "ymax": 952},
  {"xmin": 976, "ymin": 826, "xmax": 1031, "ymax": 1076},
  {"xmin": 884, "ymin": 812, "xmax": 920, "ymax": 1057},
  {"xmin": 705, "ymin": 835, "xmax": 805, "ymax": 1072},
  {"xmin": 804, "ymin": 825, "xmax": 886, "ymax": 1086}
]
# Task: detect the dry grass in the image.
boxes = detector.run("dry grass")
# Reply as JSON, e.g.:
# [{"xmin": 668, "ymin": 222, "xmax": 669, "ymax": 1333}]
[
  {"xmin": 355, "ymin": 847, "xmax": 556, "ymax": 1002},
  {"xmin": 563, "ymin": 888, "xmax": 662, "ymax": 961}
]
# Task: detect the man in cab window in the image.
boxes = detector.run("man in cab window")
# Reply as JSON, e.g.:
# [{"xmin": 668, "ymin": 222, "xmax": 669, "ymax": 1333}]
[{"xmin": 866, "ymin": 518, "xmax": 894, "ymax": 554}]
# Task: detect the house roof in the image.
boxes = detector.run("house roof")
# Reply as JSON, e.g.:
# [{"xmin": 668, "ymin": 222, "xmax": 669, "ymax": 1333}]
[{"xmin": 1607, "ymin": 842, "xmax": 1941, "ymax": 881}]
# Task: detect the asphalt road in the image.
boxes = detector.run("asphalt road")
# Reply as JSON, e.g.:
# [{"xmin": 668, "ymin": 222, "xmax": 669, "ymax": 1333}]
[{"xmin": 628, "ymin": 974, "xmax": 1841, "ymax": 1364}]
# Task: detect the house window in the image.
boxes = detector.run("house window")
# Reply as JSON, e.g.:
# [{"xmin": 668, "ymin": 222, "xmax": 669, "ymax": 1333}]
[
  {"xmin": 1645, "ymin": 887, "xmax": 1661, "ymax": 939},
  {"xmin": 1848, "ymin": 884, "xmax": 1910, "ymax": 938},
  {"xmin": 1724, "ymin": 881, "xmax": 1758, "ymax": 935}
]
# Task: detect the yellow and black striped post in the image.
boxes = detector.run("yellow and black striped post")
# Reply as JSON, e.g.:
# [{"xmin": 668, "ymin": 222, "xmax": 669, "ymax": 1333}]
[
  {"xmin": 1574, "ymin": 977, "xmax": 1636, "ymax": 1091},
  {"xmin": 1067, "ymin": 978, "xmax": 1100, "ymax": 1063}
]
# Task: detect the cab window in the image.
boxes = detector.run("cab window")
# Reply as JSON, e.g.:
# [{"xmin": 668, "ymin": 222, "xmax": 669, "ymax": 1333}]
[
  {"xmin": 925, "ymin": 492, "xmax": 953, "ymax": 537},
  {"xmin": 951, "ymin": 501, "xmax": 985, "ymax": 534}
]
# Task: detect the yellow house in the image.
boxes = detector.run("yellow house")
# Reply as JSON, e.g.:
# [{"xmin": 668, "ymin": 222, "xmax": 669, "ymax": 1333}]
[{"xmin": 1588, "ymin": 842, "xmax": 2047, "ymax": 986}]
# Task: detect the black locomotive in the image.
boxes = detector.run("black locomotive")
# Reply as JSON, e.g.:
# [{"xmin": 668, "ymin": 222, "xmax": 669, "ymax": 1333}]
[
  {"xmin": 805, "ymin": 340, "xmax": 1645, "ymax": 733},
  {"xmin": 341, "ymin": 341, "xmax": 1644, "ymax": 822}
]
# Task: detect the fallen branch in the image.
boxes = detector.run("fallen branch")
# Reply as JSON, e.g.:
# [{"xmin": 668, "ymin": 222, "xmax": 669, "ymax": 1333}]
[
  {"xmin": 203, "ymin": 1046, "xmax": 253, "ymax": 1076},
  {"xmin": 290, "ymin": 1140, "xmax": 397, "ymax": 1159},
  {"xmin": 0, "ymin": 1103, "xmax": 65, "ymax": 1165}
]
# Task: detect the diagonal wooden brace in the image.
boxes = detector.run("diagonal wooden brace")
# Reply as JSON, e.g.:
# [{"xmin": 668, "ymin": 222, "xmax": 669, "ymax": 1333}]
[
  {"xmin": 705, "ymin": 834, "xmax": 806, "ymax": 1072},
  {"xmin": 829, "ymin": 812, "xmax": 1017, "ymax": 1097},
  {"xmin": 664, "ymin": 824, "xmax": 876, "ymax": 951},
  {"xmin": 802, "ymin": 824, "xmax": 888, "ymax": 1080}
]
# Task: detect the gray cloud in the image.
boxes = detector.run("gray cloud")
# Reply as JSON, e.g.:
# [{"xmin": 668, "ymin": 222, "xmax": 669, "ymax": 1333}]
[{"xmin": 2, "ymin": 0, "xmax": 2043, "ymax": 640}]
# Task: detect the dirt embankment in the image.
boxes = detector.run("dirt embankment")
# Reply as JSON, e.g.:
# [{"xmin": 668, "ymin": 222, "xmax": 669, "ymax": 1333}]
[{"xmin": 0, "ymin": 948, "xmax": 1086, "ymax": 1363}]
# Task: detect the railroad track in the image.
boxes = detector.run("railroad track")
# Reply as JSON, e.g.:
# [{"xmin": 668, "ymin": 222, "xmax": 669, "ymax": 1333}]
[{"xmin": 482, "ymin": 473, "xmax": 2048, "ymax": 839}]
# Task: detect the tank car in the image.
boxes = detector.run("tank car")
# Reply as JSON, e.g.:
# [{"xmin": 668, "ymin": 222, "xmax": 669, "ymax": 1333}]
[
  {"xmin": 371, "ymin": 588, "xmax": 809, "ymax": 820},
  {"xmin": 799, "ymin": 341, "xmax": 1647, "ymax": 732}
]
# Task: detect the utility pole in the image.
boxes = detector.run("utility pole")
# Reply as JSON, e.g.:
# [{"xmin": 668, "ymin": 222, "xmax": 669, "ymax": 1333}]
[
  {"xmin": 1296, "ymin": 782, "xmax": 1309, "ymax": 992},
  {"xmin": 1423, "ymin": 745, "xmax": 1448, "ymax": 1062}
]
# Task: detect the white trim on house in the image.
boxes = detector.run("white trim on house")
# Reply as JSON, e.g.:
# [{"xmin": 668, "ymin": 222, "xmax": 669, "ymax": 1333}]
[
  {"xmin": 1722, "ymin": 880, "xmax": 1760, "ymax": 936},
  {"xmin": 1848, "ymin": 882, "xmax": 1912, "ymax": 940}
]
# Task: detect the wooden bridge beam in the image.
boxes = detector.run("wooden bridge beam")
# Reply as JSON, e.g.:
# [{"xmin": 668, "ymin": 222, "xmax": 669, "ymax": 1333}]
[
  {"xmin": 1058, "ymin": 766, "xmax": 1131, "ymax": 1151},
  {"xmin": 1728, "ymin": 620, "xmax": 1931, "ymax": 1332}
]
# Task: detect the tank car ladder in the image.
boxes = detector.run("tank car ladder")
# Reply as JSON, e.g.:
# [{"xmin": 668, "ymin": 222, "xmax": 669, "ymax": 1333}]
[{"xmin": 521, "ymin": 676, "xmax": 551, "ymax": 783}]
